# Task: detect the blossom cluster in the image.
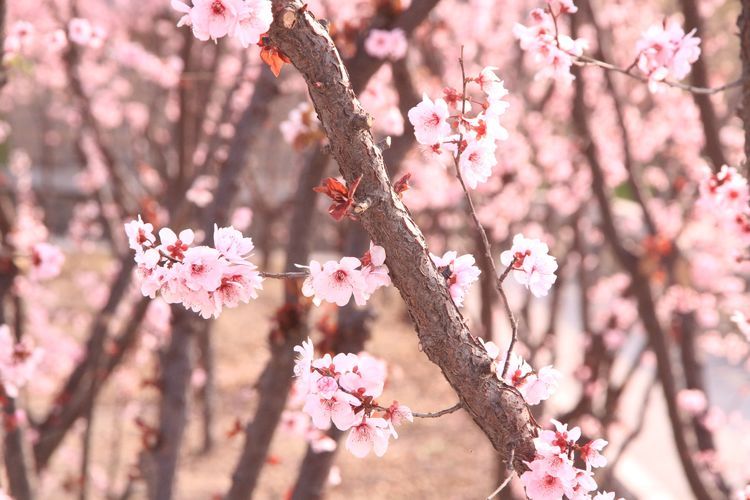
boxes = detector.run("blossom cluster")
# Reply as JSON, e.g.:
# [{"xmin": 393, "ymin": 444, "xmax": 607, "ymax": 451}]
[
  {"xmin": 171, "ymin": 0, "xmax": 273, "ymax": 47},
  {"xmin": 301, "ymin": 243, "xmax": 391, "ymax": 307},
  {"xmin": 481, "ymin": 339, "xmax": 560, "ymax": 405},
  {"xmin": 293, "ymin": 338, "xmax": 413, "ymax": 458},
  {"xmin": 501, "ymin": 233, "xmax": 558, "ymax": 298},
  {"xmin": 407, "ymin": 66, "xmax": 509, "ymax": 189},
  {"xmin": 636, "ymin": 19, "xmax": 701, "ymax": 92},
  {"xmin": 430, "ymin": 251, "xmax": 480, "ymax": 307},
  {"xmin": 520, "ymin": 419, "xmax": 612, "ymax": 500},
  {"xmin": 125, "ymin": 216, "xmax": 263, "ymax": 319},
  {"xmin": 0, "ymin": 325, "xmax": 43, "ymax": 398},
  {"xmin": 513, "ymin": 2, "xmax": 587, "ymax": 84},
  {"xmin": 697, "ymin": 165, "xmax": 750, "ymax": 255},
  {"xmin": 364, "ymin": 29, "xmax": 408, "ymax": 61}
]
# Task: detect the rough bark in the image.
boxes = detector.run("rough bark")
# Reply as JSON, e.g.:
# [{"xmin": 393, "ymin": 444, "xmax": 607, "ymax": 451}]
[
  {"xmin": 268, "ymin": 0, "xmax": 536, "ymax": 471},
  {"xmin": 678, "ymin": 0, "xmax": 727, "ymax": 170},
  {"xmin": 3, "ymin": 394, "xmax": 32, "ymax": 500},
  {"xmin": 291, "ymin": 55, "xmax": 423, "ymax": 500},
  {"xmin": 739, "ymin": 0, "xmax": 750, "ymax": 174},
  {"xmin": 141, "ymin": 310, "xmax": 197, "ymax": 500}
]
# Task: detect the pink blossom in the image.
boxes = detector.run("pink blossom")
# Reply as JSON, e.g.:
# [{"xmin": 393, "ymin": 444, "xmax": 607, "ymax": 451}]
[
  {"xmin": 233, "ymin": 0, "xmax": 273, "ymax": 47},
  {"xmin": 408, "ymin": 94, "xmax": 451, "ymax": 146},
  {"xmin": 293, "ymin": 337, "xmax": 315, "ymax": 392},
  {"xmin": 593, "ymin": 492, "xmax": 616, "ymax": 500},
  {"xmin": 213, "ymin": 224, "xmax": 255, "ymax": 262},
  {"xmin": 181, "ymin": 246, "xmax": 227, "ymax": 292},
  {"xmin": 459, "ymin": 138, "xmax": 497, "ymax": 188},
  {"xmin": 68, "ymin": 18, "xmax": 93, "ymax": 45},
  {"xmin": 364, "ymin": 29, "xmax": 408, "ymax": 61},
  {"xmin": 124, "ymin": 215, "xmax": 155, "ymax": 251},
  {"xmin": 523, "ymin": 365, "xmax": 561, "ymax": 405},
  {"xmin": 190, "ymin": 0, "xmax": 241, "ymax": 41},
  {"xmin": 158, "ymin": 227, "xmax": 195, "ymax": 259},
  {"xmin": 579, "ymin": 438, "xmax": 608, "ymax": 470},
  {"xmin": 302, "ymin": 257, "xmax": 368, "ymax": 307},
  {"xmin": 520, "ymin": 454, "xmax": 576, "ymax": 500},
  {"xmin": 500, "ymin": 233, "xmax": 558, "ymax": 297},
  {"xmin": 303, "ymin": 390, "xmax": 360, "ymax": 431},
  {"xmin": 361, "ymin": 243, "xmax": 391, "ymax": 295},
  {"xmin": 345, "ymin": 415, "xmax": 391, "ymax": 458},
  {"xmin": 0, "ymin": 325, "xmax": 43, "ymax": 398},
  {"xmin": 339, "ymin": 353, "xmax": 387, "ymax": 398},
  {"xmin": 636, "ymin": 19, "xmax": 701, "ymax": 91},
  {"xmin": 430, "ymin": 251, "xmax": 481, "ymax": 307},
  {"xmin": 546, "ymin": 0, "xmax": 578, "ymax": 16},
  {"xmin": 29, "ymin": 242, "xmax": 65, "ymax": 281}
]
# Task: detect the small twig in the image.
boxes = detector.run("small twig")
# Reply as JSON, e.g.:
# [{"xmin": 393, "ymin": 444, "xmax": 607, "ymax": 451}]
[
  {"xmin": 259, "ymin": 271, "xmax": 308, "ymax": 279},
  {"xmin": 451, "ymin": 47, "xmax": 519, "ymax": 380},
  {"xmin": 486, "ymin": 471, "xmax": 515, "ymax": 500},
  {"xmin": 412, "ymin": 402, "xmax": 463, "ymax": 419}
]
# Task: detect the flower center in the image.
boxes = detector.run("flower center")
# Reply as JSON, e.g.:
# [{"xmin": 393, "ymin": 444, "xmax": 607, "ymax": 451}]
[
  {"xmin": 211, "ymin": 0, "xmax": 226, "ymax": 15},
  {"xmin": 333, "ymin": 270, "xmax": 348, "ymax": 282}
]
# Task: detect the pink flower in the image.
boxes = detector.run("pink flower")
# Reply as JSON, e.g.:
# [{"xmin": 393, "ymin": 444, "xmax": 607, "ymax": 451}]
[
  {"xmin": 459, "ymin": 138, "xmax": 497, "ymax": 188},
  {"xmin": 345, "ymin": 415, "xmax": 391, "ymax": 458},
  {"xmin": 520, "ymin": 455, "xmax": 576, "ymax": 500},
  {"xmin": 500, "ymin": 233, "xmax": 558, "ymax": 297},
  {"xmin": 302, "ymin": 257, "xmax": 368, "ymax": 307},
  {"xmin": 234, "ymin": 0, "xmax": 273, "ymax": 48},
  {"xmin": 677, "ymin": 388, "xmax": 708, "ymax": 416},
  {"xmin": 361, "ymin": 243, "xmax": 391, "ymax": 295},
  {"xmin": 0, "ymin": 325, "xmax": 43, "ymax": 398},
  {"xmin": 293, "ymin": 338, "xmax": 314, "ymax": 392},
  {"xmin": 304, "ymin": 390, "xmax": 360, "ymax": 431},
  {"xmin": 30, "ymin": 242, "xmax": 65, "ymax": 281},
  {"xmin": 579, "ymin": 438, "xmax": 608, "ymax": 470},
  {"xmin": 636, "ymin": 19, "xmax": 701, "ymax": 91},
  {"xmin": 124, "ymin": 215, "xmax": 155, "ymax": 251},
  {"xmin": 546, "ymin": 0, "xmax": 578, "ymax": 16},
  {"xmin": 171, "ymin": 0, "xmax": 193, "ymax": 27},
  {"xmin": 523, "ymin": 365, "xmax": 561, "ymax": 405},
  {"xmin": 430, "ymin": 251, "xmax": 481, "ymax": 307},
  {"xmin": 68, "ymin": 18, "xmax": 93, "ymax": 45},
  {"xmin": 339, "ymin": 352, "xmax": 387, "ymax": 398},
  {"xmin": 364, "ymin": 29, "xmax": 408, "ymax": 61},
  {"xmin": 212, "ymin": 264, "xmax": 263, "ymax": 313},
  {"xmin": 181, "ymin": 246, "xmax": 227, "ymax": 292},
  {"xmin": 158, "ymin": 227, "xmax": 195, "ymax": 260},
  {"xmin": 593, "ymin": 492, "xmax": 616, "ymax": 500},
  {"xmin": 408, "ymin": 94, "xmax": 451, "ymax": 146},
  {"xmin": 190, "ymin": 0, "xmax": 241, "ymax": 41},
  {"xmin": 386, "ymin": 402, "xmax": 413, "ymax": 438},
  {"xmin": 213, "ymin": 224, "xmax": 255, "ymax": 262}
]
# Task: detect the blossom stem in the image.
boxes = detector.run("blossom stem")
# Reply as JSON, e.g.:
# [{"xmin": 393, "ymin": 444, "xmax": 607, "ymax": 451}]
[
  {"xmin": 452, "ymin": 46, "xmax": 519, "ymax": 381},
  {"xmin": 411, "ymin": 402, "xmax": 463, "ymax": 419},
  {"xmin": 486, "ymin": 471, "xmax": 514, "ymax": 500},
  {"xmin": 258, "ymin": 271, "xmax": 309, "ymax": 279}
]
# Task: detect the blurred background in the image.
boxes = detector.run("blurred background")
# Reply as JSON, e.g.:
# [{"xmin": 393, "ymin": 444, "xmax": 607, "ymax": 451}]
[{"xmin": 1, "ymin": 0, "xmax": 749, "ymax": 498}]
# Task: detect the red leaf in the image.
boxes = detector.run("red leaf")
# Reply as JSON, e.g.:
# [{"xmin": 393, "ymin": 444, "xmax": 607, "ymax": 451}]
[
  {"xmin": 393, "ymin": 172, "xmax": 411, "ymax": 198},
  {"xmin": 313, "ymin": 176, "xmax": 362, "ymax": 221}
]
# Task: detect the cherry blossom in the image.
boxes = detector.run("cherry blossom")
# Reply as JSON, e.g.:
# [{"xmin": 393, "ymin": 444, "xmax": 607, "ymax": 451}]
[
  {"xmin": 636, "ymin": 19, "xmax": 701, "ymax": 91},
  {"xmin": 459, "ymin": 138, "xmax": 497, "ymax": 188},
  {"xmin": 234, "ymin": 0, "xmax": 273, "ymax": 48},
  {"xmin": 29, "ymin": 242, "xmax": 65, "ymax": 281},
  {"xmin": 408, "ymin": 94, "xmax": 451, "ymax": 146},
  {"xmin": 481, "ymin": 341, "xmax": 561, "ymax": 405},
  {"xmin": 364, "ymin": 29, "xmax": 408, "ymax": 61},
  {"xmin": 430, "ymin": 251, "xmax": 480, "ymax": 307},
  {"xmin": 293, "ymin": 338, "xmax": 411, "ymax": 458},
  {"xmin": 301, "ymin": 245, "xmax": 390, "ymax": 307},
  {"xmin": 125, "ymin": 218, "xmax": 262, "ymax": 318},
  {"xmin": 500, "ymin": 233, "xmax": 558, "ymax": 297},
  {"xmin": 0, "ymin": 325, "xmax": 43, "ymax": 398}
]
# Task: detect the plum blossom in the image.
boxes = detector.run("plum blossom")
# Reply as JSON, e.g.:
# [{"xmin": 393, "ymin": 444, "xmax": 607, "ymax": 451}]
[
  {"xmin": 189, "ymin": 0, "xmax": 242, "ymax": 41},
  {"xmin": 408, "ymin": 94, "xmax": 451, "ymax": 146},
  {"xmin": 346, "ymin": 416, "xmax": 391, "ymax": 458},
  {"xmin": 521, "ymin": 420, "xmax": 608, "ymax": 499},
  {"xmin": 676, "ymin": 389, "xmax": 708, "ymax": 416},
  {"xmin": 301, "ymin": 245, "xmax": 390, "ymax": 307},
  {"xmin": 293, "ymin": 339, "xmax": 410, "ymax": 458},
  {"xmin": 636, "ymin": 19, "xmax": 701, "ymax": 91},
  {"xmin": 0, "ymin": 325, "xmax": 43, "ymax": 398},
  {"xmin": 459, "ymin": 138, "xmax": 497, "ymax": 188},
  {"xmin": 234, "ymin": 0, "xmax": 273, "ymax": 47},
  {"xmin": 500, "ymin": 233, "xmax": 558, "ymax": 297},
  {"xmin": 68, "ymin": 18, "xmax": 93, "ymax": 45},
  {"xmin": 125, "ymin": 218, "xmax": 263, "ymax": 318},
  {"xmin": 430, "ymin": 251, "xmax": 480, "ymax": 307},
  {"xmin": 364, "ymin": 29, "xmax": 408, "ymax": 61},
  {"xmin": 513, "ymin": 7, "xmax": 587, "ymax": 83},
  {"xmin": 483, "ymin": 342, "xmax": 560, "ymax": 405},
  {"xmin": 29, "ymin": 242, "xmax": 65, "ymax": 281}
]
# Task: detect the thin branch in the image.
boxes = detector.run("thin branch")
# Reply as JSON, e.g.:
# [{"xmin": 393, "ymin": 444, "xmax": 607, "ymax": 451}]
[
  {"xmin": 486, "ymin": 471, "xmax": 514, "ymax": 500},
  {"xmin": 412, "ymin": 402, "xmax": 463, "ymax": 419},
  {"xmin": 450, "ymin": 47, "xmax": 519, "ymax": 380},
  {"xmin": 259, "ymin": 270, "xmax": 308, "ymax": 279}
]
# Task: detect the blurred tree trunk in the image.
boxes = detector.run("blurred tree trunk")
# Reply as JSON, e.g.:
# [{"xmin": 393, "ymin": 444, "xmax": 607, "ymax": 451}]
[{"xmin": 739, "ymin": 0, "xmax": 750, "ymax": 174}]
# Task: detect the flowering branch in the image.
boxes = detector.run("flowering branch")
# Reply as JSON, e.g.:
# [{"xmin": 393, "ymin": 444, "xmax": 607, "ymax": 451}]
[
  {"xmin": 411, "ymin": 402, "xmax": 463, "ymax": 419},
  {"xmin": 449, "ymin": 47, "xmax": 520, "ymax": 380}
]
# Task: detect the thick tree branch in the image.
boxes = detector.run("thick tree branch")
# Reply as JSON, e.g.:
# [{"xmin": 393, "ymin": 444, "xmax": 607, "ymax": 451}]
[{"xmin": 269, "ymin": 0, "xmax": 536, "ymax": 472}]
